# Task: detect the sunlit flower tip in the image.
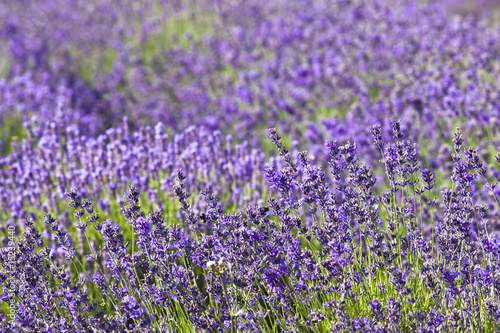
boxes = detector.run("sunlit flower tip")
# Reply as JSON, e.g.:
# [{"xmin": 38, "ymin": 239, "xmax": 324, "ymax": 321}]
[
  {"xmin": 206, "ymin": 261, "xmax": 217, "ymax": 271},
  {"xmin": 218, "ymin": 258, "xmax": 226, "ymax": 267},
  {"xmin": 218, "ymin": 258, "xmax": 227, "ymax": 273}
]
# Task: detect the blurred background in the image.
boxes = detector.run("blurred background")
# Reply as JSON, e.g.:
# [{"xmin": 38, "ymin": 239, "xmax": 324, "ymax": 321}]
[{"xmin": 1, "ymin": 0, "xmax": 500, "ymax": 156}]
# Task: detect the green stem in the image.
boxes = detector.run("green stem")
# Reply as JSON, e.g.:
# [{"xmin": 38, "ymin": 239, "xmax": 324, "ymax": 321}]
[{"xmin": 220, "ymin": 274, "xmax": 235, "ymax": 333}]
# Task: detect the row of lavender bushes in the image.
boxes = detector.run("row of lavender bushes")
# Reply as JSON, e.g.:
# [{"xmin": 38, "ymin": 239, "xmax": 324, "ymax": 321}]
[{"xmin": 2, "ymin": 0, "xmax": 500, "ymax": 153}]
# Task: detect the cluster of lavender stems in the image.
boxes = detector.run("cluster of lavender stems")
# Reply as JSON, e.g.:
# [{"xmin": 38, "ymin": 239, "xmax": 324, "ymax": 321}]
[
  {"xmin": 1, "ymin": 122, "xmax": 500, "ymax": 332},
  {"xmin": 1, "ymin": 0, "xmax": 500, "ymax": 332}
]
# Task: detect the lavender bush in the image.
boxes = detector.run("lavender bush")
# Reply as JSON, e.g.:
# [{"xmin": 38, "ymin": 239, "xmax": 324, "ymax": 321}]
[{"xmin": 1, "ymin": 0, "xmax": 500, "ymax": 332}]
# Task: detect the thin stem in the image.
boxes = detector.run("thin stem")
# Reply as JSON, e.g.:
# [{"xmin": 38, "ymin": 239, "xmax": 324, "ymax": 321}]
[{"xmin": 220, "ymin": 274, "xmax": 235, "ymax": 333}]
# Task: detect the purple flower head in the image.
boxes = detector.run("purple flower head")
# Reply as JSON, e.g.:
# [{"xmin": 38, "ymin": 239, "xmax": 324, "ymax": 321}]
[
  {"xmin": 421, "ymin": 166, "xmax": 436, "ymax": 191},
  {"xmin": 391, "ymin": 119, "xmax": 403, "ymax": 140}
]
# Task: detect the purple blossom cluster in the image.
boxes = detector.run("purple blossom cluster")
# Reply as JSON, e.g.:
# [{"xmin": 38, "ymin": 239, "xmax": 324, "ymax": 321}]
[{"xmin": 0, "ymin": 118, "xmax": 268, "ymax": 234}]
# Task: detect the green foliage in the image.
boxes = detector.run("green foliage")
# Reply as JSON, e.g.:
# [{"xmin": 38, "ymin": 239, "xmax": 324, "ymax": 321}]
[{"xmin": 0, "ymin": 114, "xmax": 27, "ymax": 155}]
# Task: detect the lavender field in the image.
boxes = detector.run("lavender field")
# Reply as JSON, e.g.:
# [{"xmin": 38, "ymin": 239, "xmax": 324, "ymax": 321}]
[{"xmin": 1, "ymin": 0, "xmax": 500, "ymax": 332}]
